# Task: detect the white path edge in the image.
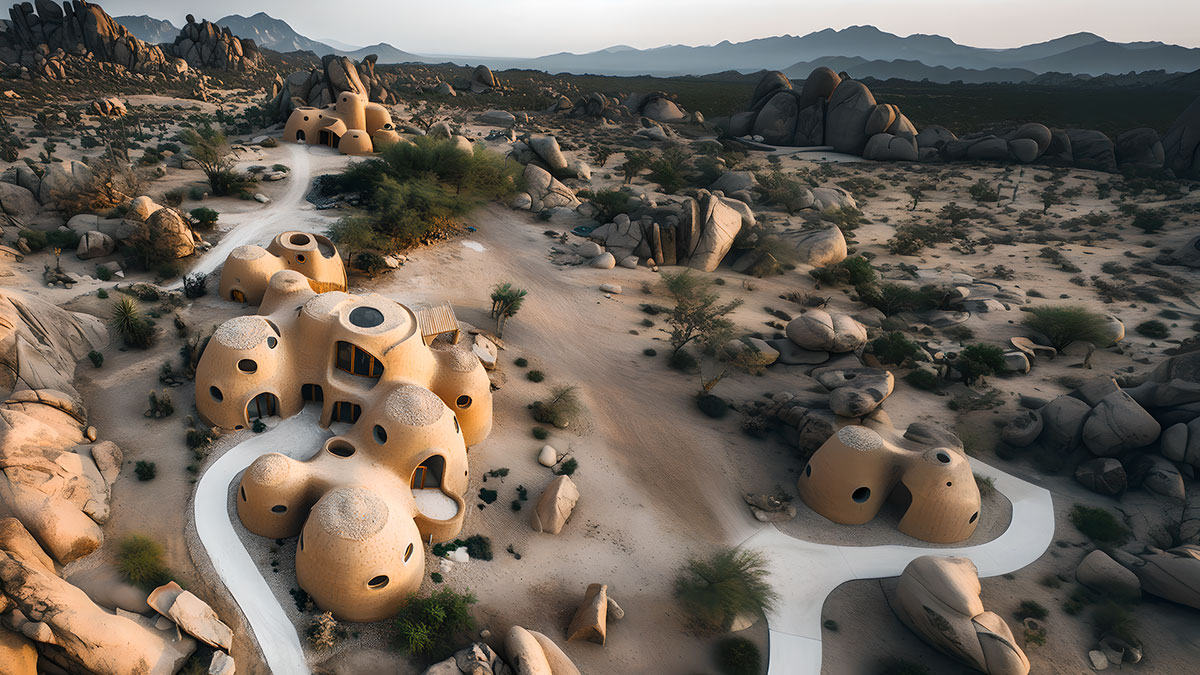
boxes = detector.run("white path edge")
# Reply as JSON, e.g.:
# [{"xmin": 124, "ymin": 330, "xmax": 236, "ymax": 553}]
[
  {"xmin": 746, "ymin": 458, "xmax": 1055, "ymax": 674},
  {"xmin": 193, "ymin": 411, "xmax": 326, "ymax": 675}
]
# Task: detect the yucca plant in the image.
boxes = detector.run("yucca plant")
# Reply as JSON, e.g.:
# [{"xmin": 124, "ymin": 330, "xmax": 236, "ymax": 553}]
[{"xmin": 109, "ymin": 296, "xmax": 156, "ymax": 348}]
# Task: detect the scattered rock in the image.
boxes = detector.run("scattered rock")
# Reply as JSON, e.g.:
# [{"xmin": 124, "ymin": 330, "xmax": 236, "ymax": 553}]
[{"xmin": 530, "ymin": 476, "xmax": 579, "ymax": 535}]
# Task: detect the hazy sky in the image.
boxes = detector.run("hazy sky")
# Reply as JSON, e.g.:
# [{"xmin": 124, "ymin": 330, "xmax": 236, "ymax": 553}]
[{"xmin": 99, "ymin": 0, "xmax": 1200, "ymax": 56}]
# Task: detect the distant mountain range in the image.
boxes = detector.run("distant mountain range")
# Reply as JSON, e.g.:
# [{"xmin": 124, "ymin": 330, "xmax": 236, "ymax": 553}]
[
  {"xmin": 112, "ymin": 14, "xmax": 1200, "ymax": 83},
  {"xmin": 113, "ymin": 15, "xmax": 178, "ymax": 44}
]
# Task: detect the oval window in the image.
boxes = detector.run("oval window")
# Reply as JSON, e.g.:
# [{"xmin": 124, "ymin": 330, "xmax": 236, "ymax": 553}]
[
  {"xmin": 271, "ymin": 505, "xmax": 287, "ymax": 513},
  {"xmin": 805, "ymin": 464, "xmax": 812, "ymax": 478},
  {"xmin": 240, "ymin": 486, "xmax": 247, "ymax": 502},
  {"xmin": 327, "ymin": 440, "xmax": 355, "ymax": 458},
  {"xmin": 969, "ymin": 511, "xmax": 979, "ymax": 524},
  {"xmin": 373, "ymin": 425, "xmax": 387, "ymax": 444},
  {"xmin": 404, "ymin": 543, "xmax": 414, "ymax": 563},
  {"xmin": 267, "ymin": 336, "xmax": 278, "ymax": 349},
  {"xmin": 348, "ymin": 306, "xmax": 385, "ymax": 328},
  {"xmin": 852, "ymin": 487, "xmax": 871, "ymax": 503},
  {"xmin": 935, "ymin": 451, "xmax": 951, "ymax": 464},
  {"xmin": 210, "ymin": 386, "xmax": 223, "ymax": 402},
  {"xmin": 456, "ymin": 395, "xmax": 471, "ymax": 409},
  {"xmin": 238, "ymin": 359, "xmax": 258, "ymax": 373},
  {"xmin": 296, "ymin": 254, "xmax": 306, "ymax": 263},
  {"xmin": 368, "ymin": 575, "xmax": 389, "ymax": 589}
]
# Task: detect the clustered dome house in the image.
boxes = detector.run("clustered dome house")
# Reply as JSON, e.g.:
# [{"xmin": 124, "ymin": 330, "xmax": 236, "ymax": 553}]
[
  {"xmin": 283, "ymin": 90, "xmax": 401, "ymax": 155},
  {"xmin": 218, "ymin": 230, "xmax": 347, "ymax": 305},
  {"xmin": 194, "ymin": 271, "xmax": 493, "ymax": 621},
  {"xmin": 798, "ymin": 424, "xmax": 982, "ymax": 543}
]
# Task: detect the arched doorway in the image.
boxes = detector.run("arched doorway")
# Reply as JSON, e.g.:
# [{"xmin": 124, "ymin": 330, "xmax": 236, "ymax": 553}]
[
  {"xmin": 411, "ymin": 455, "xmax": 445, "ymax": 489},
  {"xmin": 319, "ymin": 130, "xmax": 340, "ymax": 148},
  {"xmin": 295, "ymin": 129, "xmax": 306, "ymax": 142},
  {"xmin": 247, "ymin": 392, "xmax": 279, "ymax": 420},
  {"xmin": 230, "ymin": 289, "xmax": 246, "ymax": 304},
  {"xmin": 301, "ymin": 383, "xmax": 324, "ymax": 402},
  {"xmin": 331, "ymin": 401, "xmax": 361, "ymax": 423}
]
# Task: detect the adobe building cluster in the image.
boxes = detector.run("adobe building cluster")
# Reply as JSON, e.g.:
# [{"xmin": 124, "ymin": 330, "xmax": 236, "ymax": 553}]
[
  {"xmin": 283, "ymin": 90, "xmax": 402, "ymax": 155},
  {"xmin": 218, "ymin": 230, "xmax": 347, "ymax": 305},
  {"xmin": 195, "ymin": 270, "xmax": 492, "ymax": 621}
]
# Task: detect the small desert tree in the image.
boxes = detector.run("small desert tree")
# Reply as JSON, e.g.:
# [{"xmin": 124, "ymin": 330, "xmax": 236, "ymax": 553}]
[
  {"xmin": 675, "ymin": 546, "xmax": 778, "ymax": 632},
  {"xmin": 489, "ymin": 283, "xmax": 527, "ymax": 336},
  {"xmin": 179, "ymin": 123, "xmax": 246, "ymax": 196},
  {"xmin": 619, "ymin": 150, "xmax": 653, "ymax": 185},
  {"xmin": 700, "ymin": 346, "xmax": 774, "ymax": 395},
  {"xmin": 1022, "ymin": 305, "xmax": 1111, "ymax": 350},
  {"xmin": 661, "ymin": 270, "xmax": 743, "ymax": 356}
]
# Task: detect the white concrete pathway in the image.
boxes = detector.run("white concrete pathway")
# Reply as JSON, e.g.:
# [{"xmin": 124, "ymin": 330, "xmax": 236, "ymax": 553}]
[
  {"xmin": 745, "ymin": 458, "xmax": 1055, "ymax": 674},
  {"xmin": 193, "ymin": 410, "xmax": 329, "ymax": 675}
]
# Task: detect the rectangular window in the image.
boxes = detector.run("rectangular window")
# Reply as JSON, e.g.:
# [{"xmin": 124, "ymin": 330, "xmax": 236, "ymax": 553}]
[{"xmin": 335, "ymin": 342, "xmax": 383, "ymax": 378}]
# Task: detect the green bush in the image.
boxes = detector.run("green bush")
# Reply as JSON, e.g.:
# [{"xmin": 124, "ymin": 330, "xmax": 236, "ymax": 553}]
[
  {"xmin": 968, "ymin": 179, "xmax": 1000, "ymax": 202},
  {"xmin": 870, "ymin": 332, "xmax": 926, "ymax": 365},
  {"xmin": 714, "ymin": 636, "xmax": 761, "ymax": 675},
  {"xmin": 189, "ymin": 207, "xmax": 219, "ymax": 227},
  {"xmin": 675, "ymin": 547, "xmax": 777, "ymax": 631},
  {"xmin": 1092, "ymin": 601, "xmax": 1140, "ymax": 645},
  {"xmin": 526, "ymin": 370, "xmax": 545, "ymax": 383},
  {"xmin": 97, "ymin": 289, "xmax": 108, "ymax": 299},
  {"xmin": 1022, "ymin": 306, "xmax": 1111, "ymax": 350},
  {"xmin": 117, "ymin": 535, "xmax": 169, "ymax": 589},
  {"xmin": 1069, "ymin": 504, "xmax": 1130, "ymax": 545},
  {"xmin": 956, "ymin": 344, "xmax": 1007, "ymax": 385},
  {"xmin": 532, "ymin": 427, "xmax": 549, "ymax": 440},
  {"xmin": 95, "ymin": 265, "xmax": 114, "ymax": 281},
  {"xmin": 252, "ymin": 418, "xmax": 266, "ymax": 433},
  {"xmin": 513, "ymin": 357, "xmax": 528, "ymax": 367},
  {"xmin": 581, "ymin": 188, "xmax": 634, "ymax": 222},
  {"xmin": 464, "ymin": 535, "xmax": 493, "ymax": 561},
  {"xmin": 109, "ymin": 296, "xmax": 156, "ymax": 349},
  {"xmin": 134, "ymin": 461, "xmax": 157, "ymax": 481},
  {"xmin": 1135, "ymin": 320, "xmax": 1169, "ymax": 339},
  {"xmin": 1015, "ymin": 600, "xmax": 1048, "ymax": 620},
  {"xmin": 354, "ymin": 251, "xmax": 388, "ymax": 276},
  {"xmin": 857, "ymin": 282, "xmax": 942, "ymax": 316},
  {"xmin": 810, "ymin": 256, "xmax": 875, "ymax": 287},
  {"xmin": 88, "ymin": 350, "xmax": 104, "ymax": 368},
  {"xmin": 393, "ymin": 587, "xmax": 477, "ymax": 656},
  {"xmin": 904, "ymin": 368, "xmax": 940, "ymax": 390},
  {"xmin": 669, "ymin": 349, "xmax": 698, "ymax": 371},
  {"xmin": 555, "ymin": 458, "xmax": 578, "ymax": 476},
  {"xmin": 646, "ymin": 147, "xmax": 691, "ymax": 194},
  {"xmin": 478, "ymin": 488, "xmax": 498, "ymax": 504},
  {"xmin": 532, "ymin": 386, "xmax": 586, "ymax": 428},
  {"xmin": 1131, "ymin": 209, "xmax": 1165, "ymax": 233}
]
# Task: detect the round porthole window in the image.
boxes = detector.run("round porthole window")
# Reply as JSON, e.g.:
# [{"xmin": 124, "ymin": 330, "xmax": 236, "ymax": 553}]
[
  {"xmin": 296, "ymin": 254, "xmax": 306, "ymax": 262},
  {"xmin": 328, "ymin": 440, "xmax": 355, "ymax": 458},
  {"xmin": 368, "ymin": 575, "xmax": 389, "ymax": 589},
  {"xmin": 271, "ymin": 505, "xmax": 287, "ymax": 514},
  {"xmin": 290, "ymin": 233, "xmax": 310, "ymax": 246},
  {"xmin": 238, "ymin": 359, "xmax": 257, "ymax": 373},
  {"xmin": 210, "ymin": 386, "xmax": 223, "ymax": 402},
  {"xmin": 373, "ymin": 425, "xmax": 387, "ymax": 444},
  {"xmin": 935, "ymin": 451, "xmax": 951, "ymax": 464},
  {"xmin": 348, "ymin": 306, "xmax": 385, "ymax": 328},
  {"xmin": 456, "ymin": 395, "xmax": 471, "ymax": 409},
  {"xmin": 852, "ymin": 487, "xmax": 871, "ymax": 503}
]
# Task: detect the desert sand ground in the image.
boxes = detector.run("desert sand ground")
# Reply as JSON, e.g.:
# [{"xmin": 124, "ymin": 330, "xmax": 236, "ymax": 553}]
[{"xmin": 4, "ymin": 86, "xmax": 1200, "ymax": 675}]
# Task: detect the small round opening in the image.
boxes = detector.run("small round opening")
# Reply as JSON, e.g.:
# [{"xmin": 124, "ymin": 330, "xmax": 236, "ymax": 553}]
[
  {"xmin": 210, "ymin": 386, "xmax": 223, "ymax": 402},
  {"xmin": 404, "ymin": 543, "xmax": 414, "ymax": 563},
  {"xmin": 935, "ymin": 451, "xmax": 951, "ymax": 464},
  {"xmin": 852, "ymin": 487, "xmax": 871, "ymax": 503},
  {"xmin": 805, "ymin": 464, "xmax": 812, "ymax": 478},
  {"xmin": 373, "ymin": 425, "xmax": 387, "ymax": 444},
  {"xmin": 289, "ymin": 233, "xmax": 311, "ymax": 246},
  {"xmin": 271, "ymin": 505, "xmax": 287, "ymax": 513},
  {"xmin": 296, "ymin": 254, "xmax": 306, "ymax": 263},
  {"xmin": 267, "ymin": 336, "xmax": 278, "ymax": 349},
  {"xmin": 349, "ymin": 306, "xmax": 385, "ymax": 328},
  {"xmin": 368, "ymin": 575, "xmax": 389, "ymax": 589},
  {"xmin": 946, "ymin": 481, "xmax": 953, "ymax": 487},
  {"xmin": 238, "ymin": 359, "xmax": 258, "ymax": 373},
  {"xmin": 328, "ymin": 440, "xmax": 356, "ymax": 458},
  {"xmin": 456, "ymin": 395, "xmax": 471, "ymax": 409},
  {"xmin": 235, "ymin": 425, "xmax": 244, "ymax": 430},
  {"xmin": 969, "ymin": 511, "xmax": 979, "ymax": 524}
]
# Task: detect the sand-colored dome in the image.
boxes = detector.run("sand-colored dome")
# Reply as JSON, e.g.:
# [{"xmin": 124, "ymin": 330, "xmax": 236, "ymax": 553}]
[
  {"xmin": 384, "ymin": 385, "xmax": 445, "ymax": 427},
  {"xmin": 213, "ymin": 316, "xmax": 273, "ymax": 350},
  {"xmin": 312, "ymin": 487, "xmax": 388, "ymax": 542}
]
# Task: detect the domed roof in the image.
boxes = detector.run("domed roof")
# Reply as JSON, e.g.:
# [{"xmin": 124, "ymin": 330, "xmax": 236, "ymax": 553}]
[
  {"xmin": 838, "ymin": 425, "xmax": 883, "ymax": 452},
  {"xmin": 384, "ymin": 385, "xmax": 445, "ymax": 427},
  {"xmin": 246, "ymin": 453, "xmax": 291, "ymax": 485},
  {"xmin": 313, "ymin": 487, "xmax": 388, "ymax": 541},
  {"xmin": 230, "ymin": 245, "xmax": 268, "ymax": 261},
  {"xmin": 214, "ymin": 316, "xmax": 273, "ymax": 350}
]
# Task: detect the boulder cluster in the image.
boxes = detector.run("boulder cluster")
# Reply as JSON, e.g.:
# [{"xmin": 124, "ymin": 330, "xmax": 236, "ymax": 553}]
[
  {"xmin": 421, "ymin": 626, "xmax": 581, "ymax": 675},
  {"xmin": 563, "ymin": 90, "xmax": 697, "ymax": 125},
  {"xmin": 719, "ymin": 68, "xmax": 1199, "ymax": 176},
  {"xmin": 170, "ymin": 14, "xmax": 262, "ymax": 72},
  {"xmin": 1003, "ymin": 352, "xmax": 1200, "ymax": 513},
  {"xmin": 0, "ymin": 0, "xmax": 187, "ymax": 81},
  {"xmin": 265, "ymin": 53, "xmax": 394, "ymax": 122}
]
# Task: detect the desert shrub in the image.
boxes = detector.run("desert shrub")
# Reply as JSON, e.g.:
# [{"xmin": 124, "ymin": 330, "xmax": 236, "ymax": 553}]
[
  {"xmin": 95, "ymin": 265, "xmax": 114, "ymax": 281},
  {"xmin": 1092, "ymin": 601, "xmax": 1140, "ymax": 645},
  {"xmin": 904, "ymin": 368, "xmax": 940, "ymax": 390},
  {"xmin": 646, "ymin": 146, "xmax": 691, "ymax": 194},
  {"xmin": 583, "ymin": 188, "xmax": 633, "ymax": 222},
  {"xmin": 556, "ymin": 458, "xmax": 578, "ymax": 476},
  {"xmin": 675, "ymin": 547, "xmax": 777, "ymax": 631},
  {"xmin": 464, "ymin": 534, "xmax": 493, "ymax": 561},
  {"xmin": 619, "ymin": 149, "xmax": 652, "ymax": 184},
  {"xmin": 870, "ymin": 332, "xmax": 926, "ymax": 365},
  {"xmin": 661, "ymin": 270, "xmax": 743, "ymax": 355},
  {"xmin": 1135, "ymin": 320, "xmax": 1169, "ymax": 339},
  {"xmin": 1022, "ymin": 306, "xmax": 1111, "ymax": 350},
  {"xmin": 1131, "ymin": 209, "xmax": 1165, "ymax": 233},
  {"xmin": 1070, "ymin": 504, "xmax": 1130, "ymax": 545},
  {"xmin": 354, "ymin": 251, "xmax": 388, "ymax": 276},
  {"xmin": 393, "ymin": 587, "xmax": 477, "ymax": 656},
  {"xmin": 179, "ymin": 123, "xmax": 255, "ymax": 196},
  {"xmin": 669, "ymin": 349, "xmax": 698, "ymax": 371},
  {"xmin": 821, "ymin": 205, "xmax": 863, "ymax": 231},
  {"xmin": 1040, "ymin": 574, "xmax": 1062, "ymax": 589},
  {"xmin": 810, "ymin": 255, "xmax": 875, "ymax": 287},
  {"xmin": 1015, "ymin": 600, "xmax": 1048, "ymax": 620},
  {"xmin": 189, "ymin": 207, "xmax": 218, "ymax": 227},
  {"xmin": 97, "ymin": 289, "xmax": 108, "ymax": 299},
  {"xmin": 252, "ymin": 418, "xmax": 267, "ymax": 433},
  {"xmin": 116, "ymin": 535, "xmax": 169, "ymax": 589},
  {"xmin": 307, "ymin": 612, "xmax": 338, "ymax": 650},
  {"xmin": 134, "ymin": 461, "xmax": 157, "ymax": 481},
  {"xmin": 857, "ymin": 283, "xmax": 941, "ymax": 316},
  {"xmin": 714, "ymin": 636, "xmax": 761, "ymax": 675},
  {"xmin": 532, "ymin": 427, "xmax": 549, "ymax": 440},
  {"xmin": 955, "ymin": 344, "xmax": 1007, "ymax": 385},
  {"xmin": 756, "ymin": 169, "xmax": 812, "ymax": 214},
  {"xmin": 532, "ymin": 386, "xmax": 586, "ymax": 428},
  {"xmin": 968, "ymin": 178, "xmax": 1000, "ymax": 202},
  {"xmin": 109, "ymin": 296, "xmax": 156, "ymax": 349},
  {"xmin": 88, "ymin": 350, "xmax": 104, "ymax": 367},
  {"xmin": 526, "ymin": 370, "xmax": 545, "ymax": 383},
  {"xmin": 974, "ymin": 473, "xmax": 997, "ymax": 498},
  {"xmin": 182, "ymin": 272, "xmax": 208, "ymax": 299}
]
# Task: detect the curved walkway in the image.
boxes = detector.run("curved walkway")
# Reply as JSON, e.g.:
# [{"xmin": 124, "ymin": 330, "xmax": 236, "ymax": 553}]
[
  {"xmin": 193, "ymin": 410, "xmax": 327, "ymax": 675},
  {"xmin": 746, "ymin": 458, "xmax": 1055, "ymax": 674}
]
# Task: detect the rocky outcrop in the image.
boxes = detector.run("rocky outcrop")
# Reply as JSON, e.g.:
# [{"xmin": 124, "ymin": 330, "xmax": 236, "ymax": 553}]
[
  {"xmin": 2, "ymin": 160, "xmax": 96, "ymax": 206},
  {"xmin": 566, "ymin": 583, "xmax": 608, "ymax": 645},
  {"xmin": 530, "ymin": 475, "xmax": 579, "ymax": 535},
  {"xmin": 129, "ymin": 206, "xmax": 196, "ymax": 259},
  {"xmin": 1076, "ymin": 549, "xmax": 1141, "ymax": 598},
  {"xmin": 565, "ymin": 90, "xmax": 693, "ymax": 124},
  {"xmin": 423, "ymin": 641, "xmax": 511, "ymax": 675},
  {"xmin": 1111, "ymin": 545, "xmax": 1200, "ymax": 609},
  {"xmin": 171, "ymin": 15, "xmax": 262, "ymax": 72},
  {"xmin": 813, "ymin": 367, "xmax": 894, "ymax": 417},
  {"xmin": 89, "ymin": 96, "xmax": 126, "ymax": 117},
  {"xmin": 0, "ymin": 0, "xmax": 182, "ymax": 80},
  {"xmin": 469, "ymin": 64, "xmax": 499, "ymax": 93},
  {"xmin": 505, "ymin": 626, "xmax": 580, "ymax": 675},
  {"xmin": 0, "ymin": 518, "xmax": 195, "ymax": 675},
  {"xmin": 0, "ymin": 182, "xmax": 38, "ymax": 224},
  {"xmin": 889, "ymin": 556, "xmax": 1030, "ymax": 675},
  {"xmin": 785, "ymin": 309, "xmax": 867, "ymax": 353},
  {"xmin": 1163, "ymin": 96, "xmax": 1200, "ymax": 180},
  {"xmin": 265, "ymin": 53, "xmax": 394, "ymax": 121}
]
